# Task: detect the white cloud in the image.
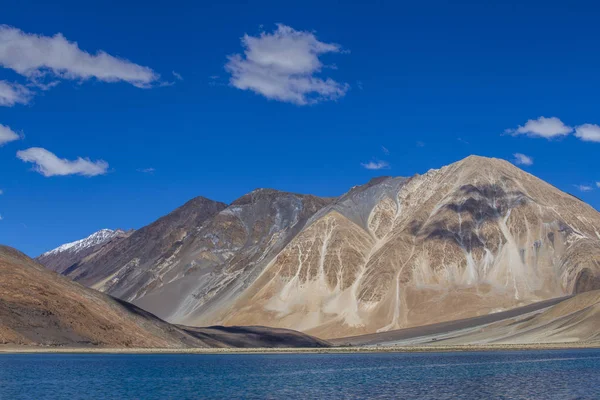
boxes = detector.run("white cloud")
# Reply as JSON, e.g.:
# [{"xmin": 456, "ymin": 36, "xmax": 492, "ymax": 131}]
[
  {"xmin": 361, "ymin": 160, "xmax": 390, "ymax": 170},
  {"xmin": 0, "ymin": 80, "xmax": 31, "ymax": 106},
  {"xmin": 225, "ymin": 24, "xmax": 349, "ymax": 105},
  {"xmin": 512, "ymin": 153, "xmax": 533, "ymax": 166},
  {"xmin": 574, "ymin": 184, "xmax": 593, "ymax": 192},
  {"xmin": 382, "ymin": 146, "xmax": 390, "ymax": 155},
  {"xmin": 0, "ymin": 25, "xmax": 159, "ymax": 88},
  {"xmin": 574, "ymin": 124, "xmax": 600, "ymax": 143},
  {"xmin": 172, "ymin": 71, "xmax": 183, "ymax": 81},
  {"xmin": 0, "ymin": 123, "xmax": 20, "ymax": 145},
  {"xmin": 137, "ymin": 167, "xmax": 155, "ymax": 173},
  {"xmin": 16, "ymin": 147, "xmax": 108, "ymax": 177},
  {"xmin": 0, "ymin": 189, "xmax": 3, "ymax": 195},
  {"xmin": 507, "ymin": 116, "xmax": 572, "ymax": 139},
  {"xmin": 596, "ymin": 182, "xmax": 600, "ymax": 188}
]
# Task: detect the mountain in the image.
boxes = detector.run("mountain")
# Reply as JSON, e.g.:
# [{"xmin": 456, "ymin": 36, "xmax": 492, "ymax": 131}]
[
  {"xmin": 39, "ymin": 190, "xmax": 332, "ymax": 325},
  {"xmin": 41, "ymin": 156, "xmax": 600, "ymax": 340},
  {"xmin": 37, "ymin": 228, "xmax": 133, "ymax": 274},
  {"xmin": 0, "ymin": 245, "xmax": 209, "ymax": 348},
  {"xmin": 1, "ymin": 245, "xmax": 329, "ymax": 348},
  {"xmin": 214, "ymin": 156, "xmax": 600, "ymax": 338},
  {"xmin": 52, "ymin": 196, "xmax": 228, "ymax": 290}
]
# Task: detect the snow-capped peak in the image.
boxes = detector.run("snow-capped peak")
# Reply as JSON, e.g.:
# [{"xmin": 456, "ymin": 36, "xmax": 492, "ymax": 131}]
[{"xmin": 41, "ymin": 229, "xmax": 123, "ymax": 257}]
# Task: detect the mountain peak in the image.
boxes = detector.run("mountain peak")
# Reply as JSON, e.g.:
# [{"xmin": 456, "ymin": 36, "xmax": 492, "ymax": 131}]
[
  {"xmin": 232, "ymin": 188, "xmax": 301, "ymax": 206},
  {"xmin": 454, "ymin": 154, "xmax": 518, "ymax": 170},
  {"xmin": 184, "ymin": 196, "xmax": 228, "ymax": 208},
  {"xmin": 40, "ymin": 229, "xmax": 122, "ymax": 257}
]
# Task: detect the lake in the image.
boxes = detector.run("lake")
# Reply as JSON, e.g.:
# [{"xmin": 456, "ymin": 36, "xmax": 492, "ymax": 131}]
[{"xmin": 1, "ymin": 349, "xmax": 599, "ymax": 399}]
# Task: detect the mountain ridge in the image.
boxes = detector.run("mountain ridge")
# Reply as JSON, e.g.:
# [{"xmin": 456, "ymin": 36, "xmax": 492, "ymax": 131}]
[
  {"xmin": 37, "ymin": 155, "xmax": 600, "ymax": 339},
  {"xmin": 213, "ymin": 155, "xmax": 600, "ymax": 337},
  {"xmin": 37, "ymin": 228, "xmax": 134, "ymax": 274}
]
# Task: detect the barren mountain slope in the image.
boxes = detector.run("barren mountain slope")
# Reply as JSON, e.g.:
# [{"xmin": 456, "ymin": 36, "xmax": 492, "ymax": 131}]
[
  {"xmin": 181, "ymin": 325, "xmax": 331, "ymax": 348},
  {"xmin": 129, "ymin": 190, "xmax": 332, "ymax": 323},
  {"xmin": 51, "ymin": 190, "xmax": 332, "ymax": 324},
  {"xmin": 58, "ymin": 196, "xmax": 227, "ymax": 291},
  {"xmin": 0, "ymin": 246, "xmax": 212, "ymax": 348},
  {"xmin": 215, "ymin": 156, "xmax": 600, "ymax": 338},
  {"xmin": 448, "ymin": 289, "xmax": 600, "ymax": 345},
  {"xmin": 337, "ymin": 290, "xmax": 600, "ymax": 346},
  {"xmin": 36, "ymin": 229, "xmax": 133, "ymax": 274}
]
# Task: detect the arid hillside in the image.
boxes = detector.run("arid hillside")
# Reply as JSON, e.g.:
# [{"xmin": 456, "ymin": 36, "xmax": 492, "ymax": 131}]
[
  {"xmin": 0, "ymin": 245, "xmax": 213, "ymax": 347},
  {"xmin": 38, "ymin": 156, "xmax": 600, "ymax": 339},
  {"xmin": 216, "ymin": 156, "xmax": 600, "ymax": 338}
]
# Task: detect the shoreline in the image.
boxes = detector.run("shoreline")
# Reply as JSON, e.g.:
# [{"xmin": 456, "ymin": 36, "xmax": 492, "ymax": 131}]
[{"xmin": 1, "ymin": 342, "xmax": 599, "ymax": 355}]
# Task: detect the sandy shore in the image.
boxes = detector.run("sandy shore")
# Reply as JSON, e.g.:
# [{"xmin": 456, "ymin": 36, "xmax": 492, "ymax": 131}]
[{"xmin": 1, "ymin": 342, "xmax": 599, "ymax": 355}]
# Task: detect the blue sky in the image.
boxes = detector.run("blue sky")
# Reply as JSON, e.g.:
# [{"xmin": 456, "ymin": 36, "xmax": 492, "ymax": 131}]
[{"xmin": 1, "ymin": 0, "xmax": 599, "ymax": 256}]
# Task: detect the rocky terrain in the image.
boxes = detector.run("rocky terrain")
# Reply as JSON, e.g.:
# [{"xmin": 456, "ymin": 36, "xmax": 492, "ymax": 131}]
[
  {"xmin": 42, "ymin": 190, "xmax": 332, "ymax": 325},
  {"xmin": 37, "ymin": 228, "xmax": 133, "ymax": 274},
  {"xmin": 55, "ymin": 196, "xmax": 228, "ymax": 291},
  {"xmin": 332, "ymin": 290, "xmax": 600, "ymax": 346},
  {"xmin": 39, "ymin": 156, "xmax": 600, "ymax": 340},
  {"xmin": 0, "ymin": 245, "xmax": 208, "ymax": 348},
  {"xmin": 0, "ymin": 245, "xmax": 328, "ymax": 349},
  {"xmin": 216, "ymin": 156, "xmax": 600, "ymax": 338}
]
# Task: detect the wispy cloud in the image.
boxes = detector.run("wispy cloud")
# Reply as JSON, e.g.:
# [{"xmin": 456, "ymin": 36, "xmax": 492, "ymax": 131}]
[
  {"xmin": 506, "ymin": 116, "xmax": 572, "ymax": 139},
  {"xmin": 208, "ymin": 75, "xmax": 225, "ymax": 87},
  {"xmin": 416, "ymin": 141, "xmax": 425, "ymax": 147},
  {"xmin": 0, "ymin": 80, "xmax": 32, "ymax": 106},
  {"xmin": 512, "ymin": 153, "xmax": 533, "ymax": 166},
  {"xmin": 225, "ymin": 24, "xmax": 349, "ymax": 105},
  {"xmin": 16, "ymin": 147, "xmax": 109, "ymax": 177},
  {"xmin": 0, "ymin": 25, "xmax": 159, "ymax": 88},
  {"xmin": 574, "ymin": 184, "xmax": 593, "ymax": 192},
  {"xmin": 381, "ymin": 146, "xmax": 390, "ymax": 155},
  {"xmin": 596, "ymin": 182, "xmax": 600, "ymax": 189},
  {"xmin": 137, "ymin": 167, "xmax": 155, "ymax": 174},
  {"xmin": 0, "ymin": 123, "xmax": 21, "ymax": 145},
  {"xmin": 574, "ymin": 123, "xmax": 600, "ymax": 143},
  {"xmin": 172, "ymin": 71, "xmax": 183, "ymax": 81},
  {"xmin": 361, "ymin": 160, "xmax": 390, "ymax": 170}
]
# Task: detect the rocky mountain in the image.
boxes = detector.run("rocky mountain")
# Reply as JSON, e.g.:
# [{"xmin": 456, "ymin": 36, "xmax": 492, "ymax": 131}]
[
  {"xmin": 37, "ymin": 228, "xmax": 133, "ymax": 274},
  {"xmin": 0, "ymin": 245, "xmax": 209, "ymax": 348},
  {"xmin": 41, "ymin": 156, "xmax": 600, "ymax": 340},
  {"xmin": 1, "ymin": 245, "xmax": 329, "ymax": 348},
  {"xmin": 214, "ymin": 156, "xmax": 600, "ymax": 338},
  {"xmin": 54, "ymin": 196, "xmax": 228, "ymax": 290},
  {"xmin": 40, "ymin": 190, "xmax": 332, "ymax": 325}
]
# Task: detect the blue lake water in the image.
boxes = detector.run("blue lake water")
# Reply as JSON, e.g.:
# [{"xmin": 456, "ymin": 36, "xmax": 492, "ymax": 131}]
[{"xmin": 1, "ymin": 349, "xmax": 599, "ymax": 399}]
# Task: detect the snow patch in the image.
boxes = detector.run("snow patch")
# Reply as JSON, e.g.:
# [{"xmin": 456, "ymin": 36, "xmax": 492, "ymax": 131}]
[{"xmin": 41, "ymin": 229, "xmax": 122, "ymax": 257}]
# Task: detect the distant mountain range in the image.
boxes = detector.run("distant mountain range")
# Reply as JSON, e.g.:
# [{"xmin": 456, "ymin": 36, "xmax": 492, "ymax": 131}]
[{"xmin": 37, "ymin": 155, "xmax": 600, "ymax": 340}]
